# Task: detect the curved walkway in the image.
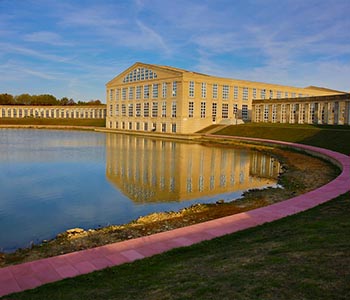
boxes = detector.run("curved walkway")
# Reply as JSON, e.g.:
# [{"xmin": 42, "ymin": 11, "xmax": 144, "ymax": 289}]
[{"xmin": 1, "ymin": 137, "xmax": 349, "ymax": 298}]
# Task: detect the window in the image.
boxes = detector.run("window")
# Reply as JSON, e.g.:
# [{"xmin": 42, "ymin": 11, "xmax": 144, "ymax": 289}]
[
  {"xmin": 144, "ymin": 122, "xmax": 148, "ymax": 131},
  {"xmin": 261, "ymin": 89, "xmax": 266, "ymax": 99},
  {"xmin": 171, "ymin": 123, "xmax": 176, "ymax": 133},
  {"xmin": 128, "ymin": 104, "xmax": 133, "ymax": 117},
  {"xmin": 122, "ymin": 88, "xmax": 127, "ymax": 100},
  {"xmin": 109, "ymin": 105, "xmax": 113, "ymax": 117},
  {"xmin": 128, "ymin": 87, "xmax": 134, "ymax": 100},
  {"xmin": 242, "ymin": 104, "xmax": 248, "ymax": 120},
  {"xmin": 277, "ymin": 91, "xmax": 282, "ymax": 99},
  {"xmin": 136, "ymin": 122, "xmax": 140, "ymax": 130},
  {"xmin": 162, "ymin": 82, "xmax": 167, "ymax": 98},
  {"xmin": 136, "ymin": 103, "xmax": 141, "ymax": 117},
  {"xmin": 109, "ymin": 89, "xmax": 114, "ymax": 101},
  {"xmin": 172, "ymin": 81, "xmax": 177, "ymax": 97},
  {"xmin": 143, "ymin": 103, "xmax": 149, "ymax": 117},
  {"xmin": 189, "ymin": 81, "xmax": 194, "ymax": 97},
  {"xmin": 152, "ymin": 84, "xmax": 159, "ymax": 98},
  {"xmin": 116, "ymin": 104, "xmax": 119, "ymax": 116},
  {"xmin": 136, "ymin": 86, "xmax": 141, "ymax": 100},
  {"xmin": 121, "ymin": 104, "xmax": 126, "ymax": 116},
  {"xmin": 171, "ymin": 101, "xmax": 177, "ymax": 117},
  {"xmin": 291, "ymin": 92, "xmax": 296, "ymax": 98},
  {"xmin": 128, "ymin": 122, "xmax": 132, "ymax": 130},
  {"xmin": 162, "ymin": 101, "xmax": 167, "ymax": 117},
  {"xmin": 152, "ymin": 102, "xmax": 158, "ymax": 117},
  {"xmin": 200, "ymin": 102, "xmax": 206, "ymax": 118},
  {"xmin": 233, "ymin": 103, "xmax": 238, "ymax": 115},
  {"xmin": 188, "ymin": 101, "xmax": 194, "ymax": 118},
  {"xmin": 161, "ymin": 123, "xmax": 166, "ymax": 133},
  {"xmin": 269, "ymin": 90, "xmax": 273, "ymax": 99},
  {"xmin": 264, "ymin": 105, "xmax": 269, "ymax": 121},
  {"xmin": 115, "ymin": 89, "xmax": 120, "ymax": 101},
  {"xmin": 234, "ymin": 86, "xmax": 238, "ymax": 100},
  {"xmin": 201, "ymin": 82, "xmax": 207, "ymax": 98},
  {"xmin": 243, "ymin": 87, "xmax": 248, "ymax": 100},
  {"xmin": 252, "ymin": 88, "xmax": 257, "ymax": 99},
  {"xmin": 285, "ymin": 92, "xmax": 289, "ymax": 98},
  {"xmin": 212, "ymin": 83, "xmax": 218, "ymax": 99},
  {"xmin": 212, "ymin": 103, "xmax": 217, "ymax": 122},
  {"xmin": 122, "ymin": 67, "xmax": 158, "ymax": 83},
  {"xmin": 144, "ymin": 85, "xmax": 150, "ymax": 99},
  {"xmin": 222, "ymin": 103, "xmax": 228, "ymax": 118},
  {"xmin": 223, "ymin": 85, "xmax": 229, "ymax": 100},
  {"xmin": 298, "ymin": 93, "xmax": 303, "ymax": 98}
]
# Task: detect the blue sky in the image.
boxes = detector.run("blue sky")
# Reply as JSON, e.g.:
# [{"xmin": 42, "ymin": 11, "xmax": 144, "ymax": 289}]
[{"xmin": 1, "ymin": 0, "xmax": 349, "ymax": 102}]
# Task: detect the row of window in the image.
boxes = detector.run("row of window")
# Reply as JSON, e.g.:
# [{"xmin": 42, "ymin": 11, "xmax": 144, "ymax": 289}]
[
  {"xmin": 122, "ymin": 68, "xmax": 158, "ymax": 83},
  {"xmin": 109, "ymin": 121, "xmax": 177, "ymax": 133},
  {"xmin": 187, "ymin": 102, "xmax": 249, "ymax": 120},
  {"xmin": 187, "ymin": 80, "xmax": 306, "ymax": 100},
  {"xmin": 109, "ymin": 82, "xmax": 177, "ymax": 101},
  {"xmin": 1, "ymin": 108, "xmax": 106, "ymax": 118},
  {"xmin": 109, "ymin": 102, "xmax": 177, "ymax": 118}
]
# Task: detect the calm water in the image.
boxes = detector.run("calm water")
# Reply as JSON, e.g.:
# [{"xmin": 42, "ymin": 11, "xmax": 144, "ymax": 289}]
[{"xmin": 0, "ymin": 129, "xmax": 280, "ymax": 252}]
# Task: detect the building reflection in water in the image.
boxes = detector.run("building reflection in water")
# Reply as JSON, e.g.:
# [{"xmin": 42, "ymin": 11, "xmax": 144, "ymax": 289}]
[{"xmin": 106, "ymin": 134, "xmax": 281, "ymax": 203}]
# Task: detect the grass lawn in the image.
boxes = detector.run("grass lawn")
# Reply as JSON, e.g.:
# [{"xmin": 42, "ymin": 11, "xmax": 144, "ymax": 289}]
[
  {"xmin": 0, "ymin": 118, "xmax": 106, "ymax": 127},
  {"xmin": 3, "ymin": 123, "xmax": 350, "ymax": 300}
]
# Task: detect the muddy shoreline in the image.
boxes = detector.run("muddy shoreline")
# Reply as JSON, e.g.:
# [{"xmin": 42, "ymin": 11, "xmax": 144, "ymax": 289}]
[{"xmin": 0, "ymin": 141, "xmax": 339, "ymax": 267}]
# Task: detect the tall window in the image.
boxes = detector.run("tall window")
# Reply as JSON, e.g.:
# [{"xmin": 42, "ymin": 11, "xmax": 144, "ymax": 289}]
[
  {"xmin": 269, "ymin": 90, "xmax": 273, "ymax": 99},
  {"xmin": 116, "ymin": 89, "xmax": 120, "ymax": 101},
  {"xmin": 115, "ymin": 104, "xmax": 119, "ymax": 116},
  {"xmin": 171, "ymin": 101, "xmax": 177, "ymax": 117},
  {"xmin": 285, "ymin": 92, "xmax": 289, "ymax": 98},
  {"xmin": 143, "ymin": 103, "xmax": 149, "ymax": 117},
  {"xmin": 109, "ymin": 89, "xmax": 114, "ymax": 101},
  {"xmin": 212, "ymin": 84, "xmax": 218, "ymax": 99},
  {"xmin": 136, "ymin": 103, "xmax": 141, "ymax": 117},
  {"xmin": 122, "ymin": 88, "xmax": 127, "ymax": 100},
  {"xmin": 144, "ymin": 85, "xmax": 150, "ymax": 99},
  {"xmin": 223, "ymin": 85, "xmax": 229, "ymax": 100},
  {"xmin": 201, "ymin": 82, "xmax": 207, "ymax": 98},
  {"xmin": 233, "ymin": 103, "xmax": 238, "ymax": 115},
  {"xmin": 252, "ymin": 88, "xmax": 257, "ymax": 99},
  {"xmin": 189, "ymin": 81, "xmax": 195, "ymax": 97},
  {"xmin": 152, "ymin": 102, "xmax": 158, "ymax": 117},
  {"xmin": 162, "ymin": 82, "xmax": 167, "ymax": 98},
  {"xmin": 152, "ymin": 84, "xmax": 159, "ymax": 98},
  {"xmin": 242, "ymin": 104, "xmax": 248, "ymax": 120},
  {"xmin": 277, "ymin": 91, "xmax": 282, "ymax": 99},
  {"xmin": 162, "ymin": 101, "xmax": 167, "ymax": 117},
  {"xmin": 128, "ymin": 87, "xmax": 134, "ymax": 100},
  {"xmin": 121, "ymin": 104, "xmax": 126, "ymax": 116},
  {"xmin": 109, "ymin": 104, "xmax": 113, "ymax": 116},
  {"xmin": 222, "ymin": 103, "xmax": 228, "ymax": 118},
  {"xmin": 234, "ymin": 86, "xmax": 238, "ymax": 100},
  {"xmin": 172, "ymin": 81, "xmax": 177, "ymax": 97},
  {"xmin": 243, "ymin": 87, "xmax": 248, "ymax": 100},
  {"xmin": 261, "ymin": 89, "xmax": 266, "ymax": 99},
  {"xmin": 291, "ymin": 92, "xmax": 296, "ymax": 98},
  {"xmin": 136, "ymin": 86, "xmax": 141, "ymax": 100},
  {"xmin": 188, "ymin": 101, "xmax": 194, "ymax": 118},
  {"xmin": 171, "ymin": 123, "xmax": 176, "ymax": 133},
  {"xmin": 211, "ymin": 103, "xmax": 218, "ymax": 121},
  {"xmin": 200, "ymin": 102, "xmax": 206, "ymax": 118},
  {"xmin": 128, "ymin": 104, "xmax": 133, "ymax": 117}
]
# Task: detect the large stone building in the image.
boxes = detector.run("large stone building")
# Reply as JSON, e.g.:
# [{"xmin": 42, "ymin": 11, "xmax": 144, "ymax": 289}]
[{"xmin": 106, "ymin": 62, "xmax": 346, "ymax": 134}]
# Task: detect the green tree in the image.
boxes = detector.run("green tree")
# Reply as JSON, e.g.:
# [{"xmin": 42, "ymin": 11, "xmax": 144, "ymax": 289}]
[{"xmin": 0, "ymin": 93, "xmax": 14, "ymax": 105}]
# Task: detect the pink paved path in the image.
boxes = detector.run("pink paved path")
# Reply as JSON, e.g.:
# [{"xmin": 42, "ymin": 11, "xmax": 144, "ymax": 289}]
[{"xmin": 1, "ymin": 137, "xmax": 349, "ymax": 298}]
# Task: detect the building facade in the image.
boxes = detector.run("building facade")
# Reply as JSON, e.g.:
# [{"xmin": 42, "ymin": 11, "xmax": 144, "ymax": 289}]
[
  {"xmin": 252, "ymin": 93, "xmax": 350, "ymax": 125},
  {"xmin": 106, "ymin": 62, "xmax": 344, "ymax": 134},
  {"xmin": 0, "ymin": 105, "xmax": 106, "ymax": 119}
]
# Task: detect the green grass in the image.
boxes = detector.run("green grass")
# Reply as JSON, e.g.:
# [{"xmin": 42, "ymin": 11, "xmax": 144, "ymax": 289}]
[
  {"xmin": 215, "ymin": 123, "xmax": 350, "ymax": 154},
  {"xmin": 3, "ymin": 123, "xmax": 350, "ymax": 300},
  {"xmin": 0, "ymin": 118, "xmax": 106, "ymax": 127}
]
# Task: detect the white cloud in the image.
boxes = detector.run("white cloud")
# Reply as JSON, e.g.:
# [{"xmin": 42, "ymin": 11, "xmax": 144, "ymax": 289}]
[{"xmin": 24, "ymin": 31, "xmax": 73, "ymax": 46}]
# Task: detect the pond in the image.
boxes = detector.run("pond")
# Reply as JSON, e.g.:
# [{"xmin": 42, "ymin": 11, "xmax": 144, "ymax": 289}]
[{"xmin": 0, "ymin": 129, "xmax": 280, "ymax": 252}]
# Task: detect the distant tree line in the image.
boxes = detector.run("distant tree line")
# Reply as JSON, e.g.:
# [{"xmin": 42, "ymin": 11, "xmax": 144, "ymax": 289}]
[{"xmin": 0, "ymin": 93, "xmax": 103, "ymax": 106}]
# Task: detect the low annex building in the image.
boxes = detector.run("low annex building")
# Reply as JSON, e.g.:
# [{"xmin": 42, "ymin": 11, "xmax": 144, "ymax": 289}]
[
  {"xmin": 106, "ymin": 62, "xmax": 346, "ymax": 134},
  {"xmin": 0, "ymin": 105, "xmax": 106, "ymax": 119}
]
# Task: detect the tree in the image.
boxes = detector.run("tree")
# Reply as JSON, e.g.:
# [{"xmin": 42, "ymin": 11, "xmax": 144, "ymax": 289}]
[{"xmin": 0, "ymin": 93, "xmax": 14, "ymax": 105}]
